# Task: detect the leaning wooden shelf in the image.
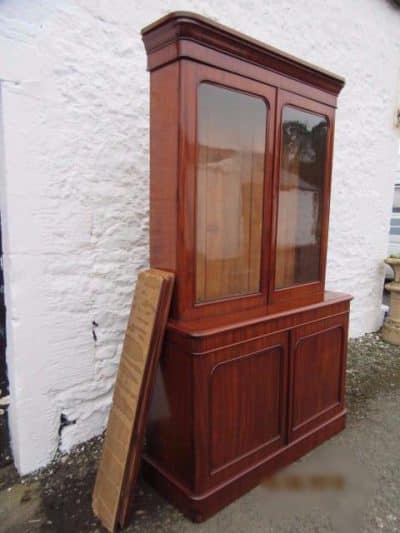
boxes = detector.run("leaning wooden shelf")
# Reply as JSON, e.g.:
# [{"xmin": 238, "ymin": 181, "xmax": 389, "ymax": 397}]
[{"xmin": 92, "ymin": 269, "xmax": 174, "ymax": 532}]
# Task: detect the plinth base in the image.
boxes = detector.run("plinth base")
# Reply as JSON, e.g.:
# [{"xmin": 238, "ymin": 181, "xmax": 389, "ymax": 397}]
[
  {"xmin": 143, "ymin": 411, "xmax": 347, "ymax": 522},
  {"xmin": 382, "ymin": 318, "xmax": 400, "ymax": 346}
]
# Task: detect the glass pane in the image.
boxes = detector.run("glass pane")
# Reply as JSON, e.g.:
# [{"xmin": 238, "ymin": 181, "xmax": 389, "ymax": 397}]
[
  {"xmin": 275, "ymin": 106, "xmax": 328, "ymax": 289},
  {"xmin": 196, "ymin": 83, "xmax": 267, "ymax": 303}
]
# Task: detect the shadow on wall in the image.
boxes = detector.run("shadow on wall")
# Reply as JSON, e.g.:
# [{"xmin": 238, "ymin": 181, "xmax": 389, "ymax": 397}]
[{"xmin": 0, "ymin": 211, "xmax": 11, "ymax": 467}]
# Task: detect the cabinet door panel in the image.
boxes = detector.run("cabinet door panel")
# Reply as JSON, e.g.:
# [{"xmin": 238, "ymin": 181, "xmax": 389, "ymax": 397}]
[
  {"xmin": 210, "ymin": 345, "xmax": 282, "ymax": 471},
  {"xmin": 178, "ymin": 61, "xmax": 276, "ymax": 321},
  {"xmin": 196, "ymin": 83, "xmax": 267, "ymax": 303},
  {"xmin": 270, "ymin": 90, "xmax": 335, "ymax": 307},
  {"xmin": 275, "ymin": 106, "xmax": 328, "ymax": 289},
  {"xmin": 288, "ymin": 314, "xmax": 348, "ymax": 441},
  {"xmin": 194, "ymin": 332, "xmax": 288, "ymax": 489}
]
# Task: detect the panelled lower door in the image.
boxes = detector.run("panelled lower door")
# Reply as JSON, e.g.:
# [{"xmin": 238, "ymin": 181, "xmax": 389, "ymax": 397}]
[
  {"xmin": 288, "ymin": 314, "xmax": 348, "ymax": 442},
  {"xmin": 195, "ymin": 331, "xmax": 288, "ymax": 490}
]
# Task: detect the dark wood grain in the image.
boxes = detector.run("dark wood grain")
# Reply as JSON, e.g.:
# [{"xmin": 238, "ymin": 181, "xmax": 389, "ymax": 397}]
[
  {"xmin": 141, "ymin": 12, "xmax": 349, "ymax": 524},
  {"xmin": 145, "ymin": 341, "xmax": 194, "ymax": 490},
  {"xmin": 143, "ymin": 295, "xmax": 351, "ymax": 520},
  {"xmin": 141, "ymin": 12, "xmax": 345, "ymax": 96},
  {"xmin": 149, "ymin": 63, "xmax": 179, "ymax": 274},
  {"xmin": 288, "ymin": 313, "xmax": 348, "ymax": 441},
  {"xmin": 209, "ymin": 345, "xmax": 284, "ymax": 471}
]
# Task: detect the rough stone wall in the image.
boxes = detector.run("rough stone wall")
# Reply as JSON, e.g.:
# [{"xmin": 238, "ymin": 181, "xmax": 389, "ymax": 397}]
[{"xmin": 0, "ymin": 0, "xmax": 399, "ymax": 474}]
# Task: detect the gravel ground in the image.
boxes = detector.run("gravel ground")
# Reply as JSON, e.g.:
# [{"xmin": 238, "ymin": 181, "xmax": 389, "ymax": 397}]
[{"xmin": 1, "ymin": 332, "xmax": 400, "ymax": 533}]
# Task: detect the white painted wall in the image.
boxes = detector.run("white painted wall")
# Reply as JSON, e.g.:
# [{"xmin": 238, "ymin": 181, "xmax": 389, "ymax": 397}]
[{"xmin": 0, "ymin": 0, "xmax": 399, "ymax": 474}]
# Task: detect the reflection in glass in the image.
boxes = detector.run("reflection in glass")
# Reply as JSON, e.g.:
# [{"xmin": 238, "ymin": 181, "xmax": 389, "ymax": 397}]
[
  {"xmin": 275, "ymin": 106, "xmax": 328, "ymax": 289},
  {"xmin": 196, "ymin": 83, "xmax": 267, "ymax": 303}
]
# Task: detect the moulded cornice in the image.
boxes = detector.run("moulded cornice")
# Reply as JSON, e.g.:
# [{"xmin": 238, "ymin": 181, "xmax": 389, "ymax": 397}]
[{"xmin": 141, "ymin": 11, "xmax": 345, "ymax": 96}]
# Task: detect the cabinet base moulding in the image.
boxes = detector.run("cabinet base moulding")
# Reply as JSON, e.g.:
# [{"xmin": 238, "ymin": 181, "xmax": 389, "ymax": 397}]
[{"xmin": 143, "ymin": 410, "xmax": 346, "ymax": 523}]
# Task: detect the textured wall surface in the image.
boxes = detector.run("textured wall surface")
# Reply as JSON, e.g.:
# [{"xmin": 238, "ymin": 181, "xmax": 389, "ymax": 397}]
[{"xmin": 0, "ymin": 0, "xmax": 399, "ymax": 474}]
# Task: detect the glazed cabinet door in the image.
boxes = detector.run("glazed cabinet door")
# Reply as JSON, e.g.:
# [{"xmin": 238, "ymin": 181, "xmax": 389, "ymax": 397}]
[
  {"xmin": 177, "ymin": 60, "xmax": 276, "ymax": 321},
  {"xmin": 270, "ymin": 90, "xmax": 336, "ymax": 308},
  {"xmin": 288, "ymin": 314, "xmax": 348, "ymax": 442},
  {"xmin": 194, "ymin": 331, "xmax": 288, "ymax": 490}
]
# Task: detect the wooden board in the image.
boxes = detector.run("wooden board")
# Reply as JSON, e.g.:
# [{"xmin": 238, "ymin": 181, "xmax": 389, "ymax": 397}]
[{"xmin": 92, "ymin": 269, "xmax": 174, "ymax": 532}]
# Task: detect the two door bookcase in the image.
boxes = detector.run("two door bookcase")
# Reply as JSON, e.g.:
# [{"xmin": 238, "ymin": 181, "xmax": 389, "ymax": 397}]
[{"xmin": 141, "ymin": 12, "xmax": 352, "ymax": 522}]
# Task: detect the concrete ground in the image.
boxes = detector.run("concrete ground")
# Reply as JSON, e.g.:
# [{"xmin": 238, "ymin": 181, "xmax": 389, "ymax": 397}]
[{"xmin": 1, "ymin": 332, "xmax": 400, "ymax": 533}]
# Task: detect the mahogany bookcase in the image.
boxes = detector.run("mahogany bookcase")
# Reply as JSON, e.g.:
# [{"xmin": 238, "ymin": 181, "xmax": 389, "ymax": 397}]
[{"xmin": 141, "ymin": 12, "xmax": 351, "ymax": 522}]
